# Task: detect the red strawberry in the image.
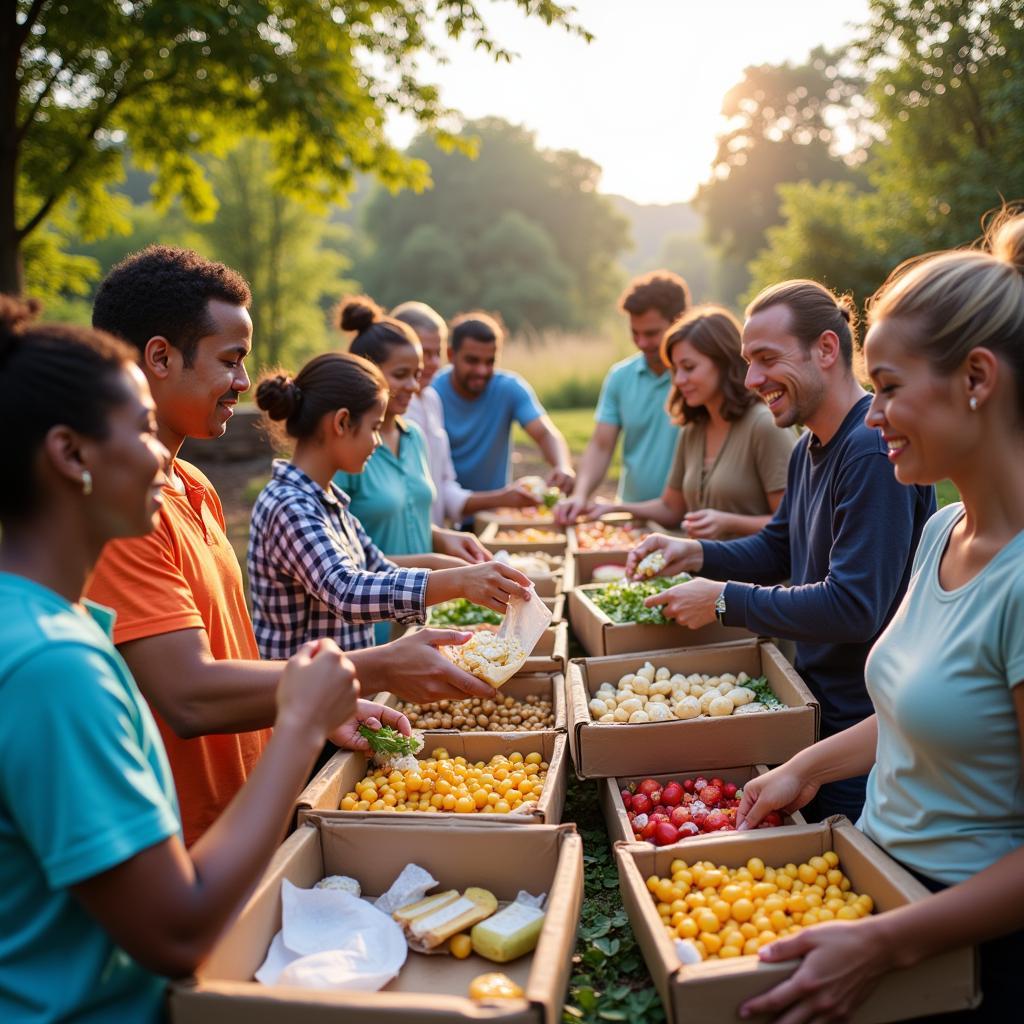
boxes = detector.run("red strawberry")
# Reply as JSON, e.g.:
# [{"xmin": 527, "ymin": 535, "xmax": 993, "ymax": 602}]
[
  {"xmin": 662, "ymin": 781, "xmax": 684, "ymax": 806},
  {"xmin": 676, "ymin": 822, "xmax": 700, "ymax": 838},
  {"xmin": 723, "ymin": 782, "xmax": 738, "ymax": 800},
  {"xmin": 670, "ymin": 806, "xmax": 692, "ymax": 827},
  {"xmin": 641, "ymin": 819, "xmax": 658, "ymax": 840},
  {"xmin": 704, "ymin": 809, "xmax": 728, "ymax": 831},
  {"xmin": 653, "ymin": 822, "xmax": 679, "ymax": 847},
  {"xmin": 638, "ymin": 778, "xmax": 661, "ymax": 797},
  {"xmin": 701, "ymin": 784, "xmax": 722, "ymax": 807},
  {"xmin": 631, "ymin": 793, "xmax": 651, "ymax": 816},
  {"xmin": 682, "ymin": 778, "xmax": 695, "ymax": 793}
]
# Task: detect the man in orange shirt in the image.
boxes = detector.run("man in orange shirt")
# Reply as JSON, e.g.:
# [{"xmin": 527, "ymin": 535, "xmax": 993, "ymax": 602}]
[{"xmin": 86, "ymin": 246, "xmax": 496, "ymax": 844}]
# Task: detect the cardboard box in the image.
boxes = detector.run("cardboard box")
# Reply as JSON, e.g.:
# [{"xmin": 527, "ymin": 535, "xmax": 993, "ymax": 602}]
[
  {"xmin": 296, "ymin": 731, "xmax": 569, "ymax": 827},
  {"xmin": 565, "ymin": 514, "xmax": 648, "ymax": 555},
  {"xmin": 479, "ymin": 522, "xmax": 567, "ymax": 556},
  {"xmin": 379, "ymin": 670, "xmax": 568, "ymax": 733},
  {"xmin": 569, "ymin": 582, "xmax": 752, "ymax": 657},
  {"xmin": 473, "ymin": 508, "xmax": 559, "ymax": 533},
  {"xmin": 562, "ymin": 548, "xmax": 627, "ymax": 593},
  {"xmin": 599, "ymin": 765, "xmax": 805, "ymax": 846},
  {"xmin": 170, "ymin": 820, "xmax": 583, "ymax": 1024},
  {"xmin": 566, "ymin": 640, "xmax": 819, "ymax": 778},
  {"xmin": 616, "ymin": 819, "xmax": 979, "ymax": 1023}
]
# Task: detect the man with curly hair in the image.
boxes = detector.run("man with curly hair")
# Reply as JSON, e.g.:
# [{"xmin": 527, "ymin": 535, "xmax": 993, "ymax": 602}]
[{"xmin": 555, "ymin": 270, "xmax": 690, "ymax": 524}]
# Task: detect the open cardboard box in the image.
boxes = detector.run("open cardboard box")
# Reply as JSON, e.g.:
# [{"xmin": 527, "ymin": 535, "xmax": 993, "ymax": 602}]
[
  {"xmin": 616, "ymin": 819, "xmax": 978, "ymax": 1023},
  {"xmin": 473, "ymin": 508, "xmax": 559, "ymax": 533},
  {"xmin": 170, "ymin": 820, "xmax": 583, "ymax": 1024},
  {"xmin": 599, "ymin": 765, "xmax": 805, "ymax": 846},
  {"xmin": 296, "ymin": 731, "xmax": 569, "ymax": 827},
  {"xmin": 569, "ymin": 582, "xmax": 752, "ymax": 657},
  {"xmin": 378, "ymin": 670, "xmax": 568, "ymax": 733},
  {"xmin": 565, "ymin": 515, "xmax": 649, "ymax": 556},
  {"xmin": 566, "ymin": 640, "xmax": 819, "ymax": 778},
  {"xmin": 479, "ymin": 522, "xmax": 567, "ymax": 556}
]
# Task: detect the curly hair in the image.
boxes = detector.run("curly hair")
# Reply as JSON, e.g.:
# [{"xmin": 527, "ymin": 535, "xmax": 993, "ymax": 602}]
[
  {"xmin": 619, "ymin": 270, "xmax": 691, "ymax": 323},
  {"xmin": 92, "ymin": 245, "xmax": 251, "ymax": 367},
  {"xmin": 0, "ymin": 294, "xmax": 136, "ymax": 522},
  {"xmin": 661, "ymin": 305, "xmax": 755, "ymax": 426}
]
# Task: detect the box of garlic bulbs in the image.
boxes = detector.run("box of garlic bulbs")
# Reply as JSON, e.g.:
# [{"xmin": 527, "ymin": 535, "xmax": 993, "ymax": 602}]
[{"xmin": 566, "ymin": 640, "xmax": 819, "ymax": 778}]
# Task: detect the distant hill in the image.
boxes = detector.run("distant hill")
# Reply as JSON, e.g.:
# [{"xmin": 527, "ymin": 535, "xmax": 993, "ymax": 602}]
[{"xmin": 608, "ymin": 195, "xmax": 702, "ymax": 273}]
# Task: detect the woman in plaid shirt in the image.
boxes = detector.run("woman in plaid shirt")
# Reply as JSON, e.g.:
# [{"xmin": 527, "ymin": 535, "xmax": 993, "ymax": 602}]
[{"xmin": 248, "ymin": 351, "xmax": 530, "ymax": 659}]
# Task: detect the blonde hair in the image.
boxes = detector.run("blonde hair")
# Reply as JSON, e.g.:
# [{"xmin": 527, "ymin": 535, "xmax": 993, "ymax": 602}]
[{"xmin": 869, "ymin": 212, "xmax": 1024, "ymax": 414}]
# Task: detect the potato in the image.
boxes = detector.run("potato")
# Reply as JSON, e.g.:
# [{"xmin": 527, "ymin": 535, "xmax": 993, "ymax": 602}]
[
  {"xmin": 588, "ymin": 698, "xmax": 608, "ymax": 717},
  {"xmin": 655, "ymin": 666, "xmax": 671, "ymax": 681},
  {"xmin": 647, "ymin": 702, "xmax": 672, "ymax": 722},
  {"xmin": 618, "ymin": 697, "xmax": 643, "ymax": 715},
  {"xmin": 613, "ymin": 707, "xmax": 630, "ymax": 722},
  {"xmin": 708, "ymin": 695, "xmax": 735, "ymax": 717},
  {"xmin": 598, "ymin": 713, "xmax": 616, "ymax": 723},
  {"xmin": 673, "ymin": 696, "xmax": 701, "ymax": 720},
  {"xmin": 617, "ymin": 673, "xmax": 636, "ymax": 687},
  {"xmin": 727, "ymin": 686, "xmax": 755, "ymax": 707},
  {"xmin": 631, "ymin": 676, "xmax": 650, "ymax": 695},
  {"xmin": 628, "ymin": 709, "xmax": 650, "ymax": 724},
  {"xmin": 647, "ymin": 693, "xmax": 668, "ymax": 704}
]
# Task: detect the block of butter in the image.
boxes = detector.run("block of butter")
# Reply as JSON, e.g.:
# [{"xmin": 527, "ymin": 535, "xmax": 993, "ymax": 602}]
[
  {"xmin": 471, "ymin": 900, "xmax": 545, "ymax": 962},
  {"xmin": 393, "ymin": 890, "xmax": 459, "ymax": 929},
  {"xmin": 407, "ymin": 887, "xmax": 498, "ymax": 950}
]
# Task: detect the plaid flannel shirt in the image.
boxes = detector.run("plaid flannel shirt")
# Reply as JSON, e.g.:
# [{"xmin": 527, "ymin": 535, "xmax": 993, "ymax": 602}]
[{"xmin": 248, "ymin": 460, "xmax": 429, "ymax": 659}]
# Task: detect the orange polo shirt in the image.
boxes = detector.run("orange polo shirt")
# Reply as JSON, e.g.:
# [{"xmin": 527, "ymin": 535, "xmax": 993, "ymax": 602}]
[{"xmin": 85, "ymin": 460, "xmax": 271, "ymax": 846}]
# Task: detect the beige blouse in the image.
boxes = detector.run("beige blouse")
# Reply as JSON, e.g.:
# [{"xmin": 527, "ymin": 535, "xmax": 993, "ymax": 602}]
[{"xmin": 666, "ymin": 400, "xmax": 797, "ymax": 519}]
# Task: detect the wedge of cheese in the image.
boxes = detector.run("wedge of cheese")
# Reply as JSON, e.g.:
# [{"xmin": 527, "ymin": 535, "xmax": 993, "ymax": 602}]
[
  {"xmin": 407, "ymin": 887, "xmax": 497, "ymax": 950},
  {"xmin": 393, "ymin": 889, "xmax": 460, "ymax": 929}
]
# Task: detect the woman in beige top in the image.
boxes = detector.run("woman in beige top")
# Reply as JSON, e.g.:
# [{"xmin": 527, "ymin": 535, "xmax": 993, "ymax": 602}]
[{"xmin": 593, "ymin": 305, "xmax": 797, "ymax": 539}]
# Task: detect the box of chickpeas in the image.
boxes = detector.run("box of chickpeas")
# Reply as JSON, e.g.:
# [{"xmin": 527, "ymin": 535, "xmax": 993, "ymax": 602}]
[
  {"xmin": 295, "ymin": 732, "xmax": 569, "ymax": 828},
  {"xmin": 566, "ymin": 639, "xmax": 818, "ymax": 778},
  {"xmin": 616, "ymin": 819, "xmax": 978, "ymax": 1024}
]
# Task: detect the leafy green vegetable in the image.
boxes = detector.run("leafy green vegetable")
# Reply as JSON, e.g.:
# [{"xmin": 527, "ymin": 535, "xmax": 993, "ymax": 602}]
[
  {"xmin": 589, "ymin": 575, "xmax": 691, "ymax": 624},
  {"xmin": 428, "ymin": 598, "xmax": 502, "ymax": 626},
  {"xmin": 747, "ymin": 675, "xmax": 785, "ymax": 710},
  {"xmin": 357, "ymin": 724, "xmax": 422, "ymax": 757}
]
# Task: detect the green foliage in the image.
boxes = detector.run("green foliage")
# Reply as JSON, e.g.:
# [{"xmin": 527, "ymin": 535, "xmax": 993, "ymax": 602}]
[
  {"xmin": 7, "ymin": 0, "xmax": 589, "ymax": 293},
  {"xmin": 356, "ymin": 118, "xmax": 630, "ymax": 330}
]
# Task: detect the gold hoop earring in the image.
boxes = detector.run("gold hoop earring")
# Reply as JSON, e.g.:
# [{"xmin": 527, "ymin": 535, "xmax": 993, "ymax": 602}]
[{"xmin": 81, "ymin": 470, "xmax": 93, "ymax": 496}]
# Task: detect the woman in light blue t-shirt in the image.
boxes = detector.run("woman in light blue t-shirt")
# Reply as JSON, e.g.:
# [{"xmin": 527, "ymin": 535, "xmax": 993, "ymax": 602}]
[
  {"xmin": 736, "ymin": 217, "xmax": 1024, "ymax": 1021},
  {"xmin": 0, "ymin": 298, "xmax": 360, "ymax": 1022}
]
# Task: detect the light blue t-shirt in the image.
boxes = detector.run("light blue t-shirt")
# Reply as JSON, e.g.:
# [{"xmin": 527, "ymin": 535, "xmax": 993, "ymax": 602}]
[
  {"xmin": 333, "ymin": 419, "xmax": 435, "ymax": 558},
  {"xmin": 0, "ymin": 574, "xmax": 181, "ymax": 1023},
  {"xmin": 594, "ymin": 352, "xmax": 678, "ymax": 502},
  {"xmin": 432, "ymin": 368, "xmax": 545, "ymax": 492},
  {"xmin": 859, "ymin": 503, "xmax": 1024, "ymax": 885}
]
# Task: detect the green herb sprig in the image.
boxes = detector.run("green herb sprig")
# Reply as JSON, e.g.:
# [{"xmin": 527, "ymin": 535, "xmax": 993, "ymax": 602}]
[
  {"xmin": 747, "ymin": 675, "xmax": 785, "ymax": 710},
  {"xmin": 590, "ymin": 574, "xmax": 691, "ymax": 625},
  {"xmin": 428, "ymin": 598, "xmax": 502, "ymax": 627},
  {"xmin": 357, "ymin": 724, "xmax": 423, "ymax": 757}
]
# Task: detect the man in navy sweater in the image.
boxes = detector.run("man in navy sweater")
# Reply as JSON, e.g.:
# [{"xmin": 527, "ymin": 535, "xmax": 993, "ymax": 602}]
[{"xmin": 627, "ymin": 280, "xmax": 935, "ymax": 821}]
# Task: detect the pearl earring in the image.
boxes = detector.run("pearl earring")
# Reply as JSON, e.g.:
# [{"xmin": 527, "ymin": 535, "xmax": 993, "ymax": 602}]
[
  {"xmin": 969, "ymin": 396, "xmax": 978, "ymax": 411},
  {"xmin": 81, "ymin": 470, "xmax": 93, "ymax": 496}
]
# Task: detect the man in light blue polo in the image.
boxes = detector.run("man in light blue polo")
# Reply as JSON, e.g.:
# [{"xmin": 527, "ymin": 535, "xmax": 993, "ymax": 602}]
[{"xmin": 555, "ymin": 270, "xmax": 690, "ymax": 524}]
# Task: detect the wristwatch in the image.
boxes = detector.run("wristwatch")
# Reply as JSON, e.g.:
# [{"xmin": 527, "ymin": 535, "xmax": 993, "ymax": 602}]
[{"xmin": 714, "ymin": 589, "xmax": 727, "ymax": 625}]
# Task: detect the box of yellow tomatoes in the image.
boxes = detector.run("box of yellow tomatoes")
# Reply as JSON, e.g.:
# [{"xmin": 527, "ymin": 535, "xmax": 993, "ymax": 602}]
[
  {"xmin": 616, "ymin": 818, "xmax": 978, "ymax": 1024},
  {"xmin": 295, "ymin": 732, "xmax": 569, "ymax": 829}
]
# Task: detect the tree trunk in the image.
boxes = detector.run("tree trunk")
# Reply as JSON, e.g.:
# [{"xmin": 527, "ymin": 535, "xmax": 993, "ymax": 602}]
[{"xmin": 0, "ymin": 4, "xmax": 23, "ymax": 295}]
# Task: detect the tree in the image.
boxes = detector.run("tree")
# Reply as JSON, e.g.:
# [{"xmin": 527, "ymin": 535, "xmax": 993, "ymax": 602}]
[
  {"xmin": 357, "ymin": 118, "xmax": 629, "ymax": 330},
  {"xmin": 694, "ymin": 47, "xmax": 869, "ymax": 298},
  {"xmin": 3, "ymin": 1, "xmax": 588, "ymax": 295}
]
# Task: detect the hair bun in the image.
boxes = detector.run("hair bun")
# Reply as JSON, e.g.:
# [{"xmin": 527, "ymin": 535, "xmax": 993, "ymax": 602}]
[
  {"xmin": 0, "ymin": 294, "xmax": 41, "ymax": 361},
  {"xmin": 255, "ymin": 373, "xmax": 302, "ymax": 421},
  {"xmin": 338, "ymin": 296, "xmax": 382, "ymax": 333},
  {"xmin": 991, "ymin": 213, "xmax": 1024, "ymax": 275}
]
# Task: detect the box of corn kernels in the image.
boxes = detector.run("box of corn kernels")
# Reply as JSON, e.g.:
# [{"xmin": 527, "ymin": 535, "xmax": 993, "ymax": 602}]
[
  {"xmin": 295, "ymin": 731, "xmax": 568, "ymax": 829},
  {"xmin": 170, "ymin": 819, "xmax": 582, "ymax": 1024},
  {"xmin": 616, "ymin": 818, "xmax": 978, "ymax": 1024}
]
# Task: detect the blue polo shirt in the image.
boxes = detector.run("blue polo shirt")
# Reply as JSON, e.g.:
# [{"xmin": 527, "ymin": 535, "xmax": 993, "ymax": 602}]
[
  {"xmin": 433, "ymin": 367, "xmax": 544, "ymax": 492},
  {"xmin": 595, "ymin": 353, "xmax": 678, "ymax": 502},
  {"xmin": 0, "ymin": 574, "xmax": 180, "ymax": 1023}
]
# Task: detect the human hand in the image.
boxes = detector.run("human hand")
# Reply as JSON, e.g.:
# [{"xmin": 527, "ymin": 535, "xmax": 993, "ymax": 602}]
[
  {"xmin": 545, "ymin": 466, "xmax": 576, "ymax": 494},
  {"xmin": 736, "ymin": 762, "xmax": 820, "ymax": 830},
  {"xmin": 644, "ymin": 576, "xmax": 723, "ymax": 628},
  {"xmin": 498, "ymin": 484, "xmax": 543, "ymax": 509},
  {"xmin": 328, "ymin": 700, "xmax": 412, "ymax": 751},
  {"xmin": 435, "ymin": 527, "xmax": 492, "ymax": 564},
  {"xmin": 358, "ymin": 628, "xmax": 497, "ymax": 701},
  {"xmin": 683, "ymin": 508, "xmax": 732, "ymax": 540},
  {"xmin": 275, "ymin": 639, "xmax": 359, "ymax": 741},
  {"xmin": 625, "ymin": 532, "xmax": 703, "ymax": 579},
  {"xmin": 739, "ymin": 918, "xmax": 887, "ymax": 1022},
  {"xmin": 453, "ymin": 561, "xmax": 533, "ymax": 613},
  {"xmin": 554, "ymin": 494, "xmax": 595, "ymax": 526}
]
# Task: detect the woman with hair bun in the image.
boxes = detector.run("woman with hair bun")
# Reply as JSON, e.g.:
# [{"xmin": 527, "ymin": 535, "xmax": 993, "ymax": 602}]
[
  {"xmin": 591, "ymin": 304, "xmax": 797, "ymax": 539},
  {"xmin": 737, "ymin": 212, "xmax": 1024, "ymax": 1021},
  {"xmin": 248, "ymin": 349, "xmax": 530, "ymax": 659},
  {"xmin": 0, "ymin": 297, "xmax": 359, "ymax": 1021}
]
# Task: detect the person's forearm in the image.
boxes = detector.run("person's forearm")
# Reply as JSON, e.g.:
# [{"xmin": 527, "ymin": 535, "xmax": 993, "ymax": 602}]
[
  {"xmin": 569, "ymin": 440, "xmax": 614, "ymax": 501},
  {"xmin": 613, "ymin": 498, "xmax": 686, "ymax": 529},
  {"xmin": 461, "ymin": 488, "xmax": 516, "ymax": 515},
  {"xmin": 700, "ymin": 520, "xmax": 791, "ymax": 586},
  {"xmin": 537, "ymin": 429, "xmax": 572, "ymax": 475},
  {"xmin": 873, "ymin": 846, "xmax": 1024, "ymax": 969},
  {"xmin": 391, "ymin": 553, "xmax": 463, "ymax": 570},
  {"xmin": 722, "ymin": 511, "xmax": 774, "ymax": 537},
  {"xmin": 425, "ymin": 567, "xmax": 470, "ymax": 605},
  {"xmin": 790, "ymin": 715, "xmax": 878, "ymax": 787}
]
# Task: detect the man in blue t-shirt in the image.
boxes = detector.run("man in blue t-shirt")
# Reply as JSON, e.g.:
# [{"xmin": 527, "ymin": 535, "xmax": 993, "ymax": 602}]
[
  {"xmin": 627, "ymin": 280, "xmax": 936, "ymax": 823},
  {"xmin": 433, "ymin": 311, "xmax": 575, "ymax": 496},
  {"xmin": 556, "ymin": 270, "xmax": 690, "ymax": 524}
]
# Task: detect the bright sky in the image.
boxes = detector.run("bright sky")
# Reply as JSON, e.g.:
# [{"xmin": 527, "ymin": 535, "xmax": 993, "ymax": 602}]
[{"xmin": 392, "ymin": 0, "xmax": 870, "ymax": 204}]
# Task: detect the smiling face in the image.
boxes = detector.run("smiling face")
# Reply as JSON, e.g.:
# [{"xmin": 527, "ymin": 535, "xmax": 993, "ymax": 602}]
[
  {"xmin": 378, "ymin": 341, "xmax": 422, "ymax": 418},
  {"xmin": 332, "ymin": 393, "xmax": 387, "ymax": 474},
  {"xmin": 630, "ymin": 308, "xmax": 674, "ymax": 372},
  {"xmin": 415, "ymin": 328, "xmax": 444, "ymax": 389},
  {"xmin": 864, "ymin": 317, "xmax": 963, "ymax": 485},
  {"xmin": 670, "ymin": 338, "xmax": 722, "ymax": 412},
  {"xmin": 742, "ymin": 304, "xmax": 826, "ymax": 428},
  {"xmin": 449, "ymin": 337, "xmax": 497, "ymax": 397},
  {"xmin": 86, "ymin": 364, "xmax": 170, "ymax": 539}
]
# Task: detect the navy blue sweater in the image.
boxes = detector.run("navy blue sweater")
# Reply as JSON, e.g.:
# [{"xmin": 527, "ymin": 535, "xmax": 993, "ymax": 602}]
[{"xmin": 701, "ymin": 396, "xmax": 936, "ymax": 737}]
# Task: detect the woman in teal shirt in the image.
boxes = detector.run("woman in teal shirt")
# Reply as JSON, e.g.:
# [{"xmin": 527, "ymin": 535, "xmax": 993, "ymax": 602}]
[
  {"xmin": 736, "ymin": 216, "xmax": 1024, "ymax": 1021},
  {"xmin": 334, "ymin": 296, "xmax": 493, "ymax": 567},
  {"xmin": 0, "ymin": 297, "xmax": 359, "ymax": 1022}
]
